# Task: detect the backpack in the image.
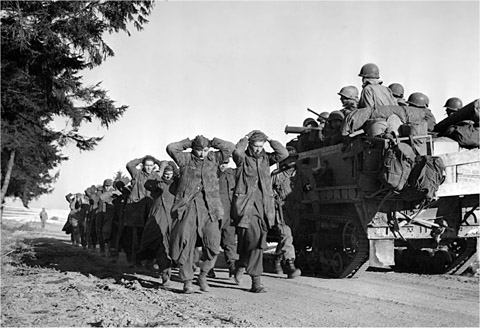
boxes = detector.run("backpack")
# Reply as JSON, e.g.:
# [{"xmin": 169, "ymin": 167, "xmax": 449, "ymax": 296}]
[
  {"xmin": 402, "ymin": 155, "xmax": 446, "ymax": 201},
  {"xmin": 442, "ymin": 122, "xmax": 479, "ymax": 149},
  {"xmin": 380, "ymin": 141, "xmax": 416, "ymax": 191}
]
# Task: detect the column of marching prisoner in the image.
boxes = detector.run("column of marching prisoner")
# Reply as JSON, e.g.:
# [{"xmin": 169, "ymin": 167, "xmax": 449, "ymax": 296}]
[{"xmin": 61, "ymin": 132, "xmax": 306, "ymax": 294}]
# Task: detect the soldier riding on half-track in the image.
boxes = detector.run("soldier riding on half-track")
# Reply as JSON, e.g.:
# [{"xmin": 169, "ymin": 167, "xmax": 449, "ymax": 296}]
[{"xmin": 281, "ymin": 101, "xmax": 480, "ymax": 278}]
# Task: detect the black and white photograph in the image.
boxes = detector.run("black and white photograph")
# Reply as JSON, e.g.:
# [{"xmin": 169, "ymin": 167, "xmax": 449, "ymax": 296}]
[{"xmin": 1, "ymin": 0, "xmax": 479, "ymax": 327}]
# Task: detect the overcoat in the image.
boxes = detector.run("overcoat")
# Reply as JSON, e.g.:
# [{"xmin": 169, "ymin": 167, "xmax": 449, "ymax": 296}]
[{"xmin": 231, "ymin": 137, "xmax": 288, "ymax": 229}]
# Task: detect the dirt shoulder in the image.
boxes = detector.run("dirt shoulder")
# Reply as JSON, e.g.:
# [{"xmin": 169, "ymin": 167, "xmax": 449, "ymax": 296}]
[{"xmin": 1, "ymin": 220, "xmax": 479, "ymax": 327}]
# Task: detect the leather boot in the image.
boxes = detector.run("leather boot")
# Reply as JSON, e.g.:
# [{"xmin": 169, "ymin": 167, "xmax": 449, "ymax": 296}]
[
  {"xmin": 274, "ymin": 255, "xmax": 284, "ymax": 275},
  {"xmin": 234, "ymin": 267, "xmax": 245, "ymax": 285},
  {"xmin": 285, "ymin": 258, "xmax": 301, "ymax": 279},
  {"xmin": 161, "ymin": 268, "xmax": 171, "ymax": 287},
  {"xmin": 183, "ymin": 280, "xmax": 194, "ymax": 294},
  {"xmin": 197, "ymin": 271, "xmax": 210, "ymax": 292},
  {"xmin": 250, "ymin": 276, "xmax": 266, "ymax": 293},
  {"xmin": 228, "ymin": 264, "xmax": 236, "ymax": 279},
  {"xmin": 207, "ymin": 268, "xmax": 216, "ymax": 278}
]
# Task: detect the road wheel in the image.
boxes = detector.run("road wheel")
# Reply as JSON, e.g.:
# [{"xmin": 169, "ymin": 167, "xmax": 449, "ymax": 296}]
[
  {"xmin": 342, "ymin": 220, "xmax": 359, "ymax": 258},
  {"xmin": 331, "ymin": 252, "xmax": 344, "ymax": 276}
]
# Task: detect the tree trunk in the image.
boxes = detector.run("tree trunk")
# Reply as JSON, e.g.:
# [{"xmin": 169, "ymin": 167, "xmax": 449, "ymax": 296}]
[{"xmin": 1, "ymin": 150, "xmax": 16, "ymax": 221}]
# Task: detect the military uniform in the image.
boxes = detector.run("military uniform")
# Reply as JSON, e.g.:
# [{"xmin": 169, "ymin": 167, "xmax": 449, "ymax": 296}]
[
  {"xmin": 167, "ymin": 137, "xmax": 234, "ymax": 291},
  {"xmin": 218, "ymin": 167, "xmax": 238, "ymax": 275},
  {"xmin": 359, "ymin": 80, "xmax": 397, "ymax": 109},
  {"xmin": 122, "ymin": 158, "xmax": 162, "ymax": 265},
  {"xmin": 232, "ymin": 135, "xmax": 288, "ymax": 290},
  {"xmin": 140, "ymin": 163, "xmax": 179, "ymax": 284}
]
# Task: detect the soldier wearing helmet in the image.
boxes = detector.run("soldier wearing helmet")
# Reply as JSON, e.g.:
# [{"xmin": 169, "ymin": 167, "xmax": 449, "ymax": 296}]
[
  {"xmin": 338, "ymin": 85, "xmax": 359, "ymax": 117},
  {"xmin": 358, "ymin": 63, "xmax": 397, "ymax": 109},
  {"xmin": 388, "ymin": 83, "xmax": 408, "ymax": 106},
  {"xmin": 317, "ymin": 111, "xmax": 329, "ymax": 143},
  {"xmin": 406, "ymin": 92, "xmax": 437, "ymax": 131},
  {"xmin": 444, "ymin": 97, "xmax": 463, "ymax": 116},
  {"xmin": 297, "ymin": 117, "xmax": 323, "ymax": 152},
  {"xmin": 324, "ymin": 110, "xmax": 345, "ymax": 146},
  {"xmin": 316, "ymin": 111, "xmax": 330, "ymax": 124},
  {"xmin": 303, "ymin": 117, "xmax": 318, "ymax": 128},
  {"xmin": 407, "ymin": 92, "xmax": 429, "ymax": 108}
]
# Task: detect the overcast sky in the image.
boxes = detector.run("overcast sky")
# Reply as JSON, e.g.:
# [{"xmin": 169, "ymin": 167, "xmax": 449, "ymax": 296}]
[{"xmin": 27, "ymin": 0, "xmax": 479, "ymax": 210}]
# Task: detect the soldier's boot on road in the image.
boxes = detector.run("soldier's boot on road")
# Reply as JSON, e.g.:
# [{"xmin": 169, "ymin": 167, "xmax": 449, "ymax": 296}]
[
  {"xmin": 207, "ymin": 268, "xmax": 216, "ymax": 278},
  {"xmin": 250, "ymin": 276, "xmax": 266, "ymax": 293},
  {"xmin": 234, "ymin": 267, "xmax": 245, "ymax": 285},
  {"xmin": 228, "ymin": 263, "xmax": 236, "ymax": 279},
  {"xmin": 183, "ymin": 280, "xmax": 194, "ymax": 294},
  {"xmin": 285, "ymin": 258, "xmax": 301, "ymax": 279},
  {"xmin": 197, "ymin": 271, "xmax": 210, "ymax": 292},
  {"xmin": 161, "ymin": 268, "xmax": 171, "ymax": 287},
  {"xmin": 274, "ymin": 255, "xmax": 284, "ymax": 275}
]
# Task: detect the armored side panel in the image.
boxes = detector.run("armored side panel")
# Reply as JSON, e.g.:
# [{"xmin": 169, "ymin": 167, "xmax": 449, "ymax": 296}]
[{"xmin": 294, "ymin": 135, "xmax": 480, "ymax": 278}]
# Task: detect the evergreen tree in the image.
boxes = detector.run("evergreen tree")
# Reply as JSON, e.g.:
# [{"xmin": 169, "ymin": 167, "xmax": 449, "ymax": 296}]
[{"xmin": 1, "ymin": 1, "xmax": 154, "ymax": 207}]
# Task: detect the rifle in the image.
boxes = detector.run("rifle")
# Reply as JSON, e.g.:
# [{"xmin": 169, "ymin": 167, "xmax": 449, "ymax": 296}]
[
  {"xmin": 271, "ymin": 161, "xmax": 296, "ymax": 176},
  {"xmin": 307, "ymin": 107, "xmax": 321, "ymax": 118}
]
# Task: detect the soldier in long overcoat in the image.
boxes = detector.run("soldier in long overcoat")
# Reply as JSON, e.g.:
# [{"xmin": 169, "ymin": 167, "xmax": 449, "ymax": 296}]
[
  {"xmin": 140, "ymin": 161, "xmax": 179, "ymax": 286},
  {"xmin": 122, "ymin": 155, "xmax": 162, "ymax": 266},
  {"xmin": 167, "ymin": 135, "xmax": 234, "ymax": 293},
  {"xmin": 231, "ymin": 130, "xmax": 289, "ymax": 293}
]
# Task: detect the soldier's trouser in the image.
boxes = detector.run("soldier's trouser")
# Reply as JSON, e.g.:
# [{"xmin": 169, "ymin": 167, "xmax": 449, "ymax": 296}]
[
  {"xmin": 157, "ymin": 247, "xmax": 171, "ymax": 274},
  {"xmin": 102, "ymin": 205, "xmax": 115, "ymax": 246},
  {"xmin": 72, "ymin": 227, "xmax": 80, "ymax": 245},
  {"xmin": 95, "ymin": 212, "xmax": 105, "ymax": 251},
  {"xmin": 221, "ymin": 223, "xmax": 237, "ymax": 269},
  {"xmin": 86, "ymin": 216, "xmax": 97, "ymax": 248},
  {"xmin": 70, "ymin": 218, "xmax": 80, "ymax": 245},
  {"xmin": 274, "ymin": 223, "xmax": 296, "ymax": 260},
  {"xmin": 179, "ymin": 235, "xmax": 218, "ymax": 282},
  {"xmin": 155, "ymin": 232, "xmax": 171, "ymax": 273},
  {"xmin": 236, "ymin": 213, "xmax": 266, "ymax": 277},
  {"xmin": 72, "ymin": 225, "xmax": 86, "ymax": 247},
  {"xmin": 120, "ymin": 226, "xmax": 143, "ymax": 264},
  {"xmin": 78, "ymin": 221, "xmax": 86, "ymax": 248}
]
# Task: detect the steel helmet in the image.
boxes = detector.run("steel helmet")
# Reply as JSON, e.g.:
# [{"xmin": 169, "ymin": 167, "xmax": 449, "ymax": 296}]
[
  {"xmin": 358, "ymin": 63, "xmax": 380, "ymax": 79},
  {"xmin": 388, "ymin": 83, "xmax": 404, "ymax": 98},
  {"xmin": 317, "ymin": 111, "xmax": 330, "ymax": 122},
  {"xmin": 366, "ymin": 120, "xmax": 388, "ymax": 137},
  {"xmin": 327, "ymin": 110, "xmax": 345, "ymax": 122},
  {"xmin": 444, "ymin": 97, "xmax": 463, "ymax": 111},
  {"xmin": 303, "ymin": 117, "xmax": 318, "ymax": 127},
  {"xmin": 407, "ymin": 92, "xmax": 429, "ymax": 108},
  {"xmin": 103, "ymin": 179, "xmax": 113, "ymax": 187},
  {"xmin": 338, "ymin": 86, "xmax": 359, "ymax": 100}
]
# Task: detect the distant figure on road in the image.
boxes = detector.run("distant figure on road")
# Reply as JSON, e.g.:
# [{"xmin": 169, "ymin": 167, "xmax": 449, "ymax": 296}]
[{"xmin": 40, "ymin": 208, "xmax": 48, "ymax": 229}]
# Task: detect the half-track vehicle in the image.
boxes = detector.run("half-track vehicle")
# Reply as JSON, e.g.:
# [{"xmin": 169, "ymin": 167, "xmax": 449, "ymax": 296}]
[{"xmin": 282, "ymin": 120, "xmax": 479, "ymax": 278}]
